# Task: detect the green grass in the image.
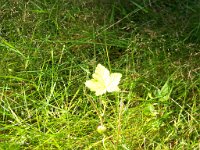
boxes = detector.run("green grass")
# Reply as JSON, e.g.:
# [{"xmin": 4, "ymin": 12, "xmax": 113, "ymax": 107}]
[{"xmin": 0, "ymin": 0, "xmax": 199, "ymax": 149}]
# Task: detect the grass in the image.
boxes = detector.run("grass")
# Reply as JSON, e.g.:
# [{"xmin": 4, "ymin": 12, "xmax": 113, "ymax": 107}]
[{"xmin": 0, "ymin": 0, "xmax": 199, "ymax": 149}]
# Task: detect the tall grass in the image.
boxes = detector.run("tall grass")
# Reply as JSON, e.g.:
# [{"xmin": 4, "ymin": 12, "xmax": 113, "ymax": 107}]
[{"xmin": 0, "ymin": 0, "xmax": 199, "ymax": 149}]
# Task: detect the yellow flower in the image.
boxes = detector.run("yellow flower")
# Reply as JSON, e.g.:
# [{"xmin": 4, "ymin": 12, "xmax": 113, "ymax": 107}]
[{"xmin": 85, "ymin": 64, "xmax": 122, "ymax": 96}]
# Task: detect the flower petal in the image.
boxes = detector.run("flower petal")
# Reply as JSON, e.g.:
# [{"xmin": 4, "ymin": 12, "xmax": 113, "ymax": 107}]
[{"xmin": 107, "ymin": 73, "xmax": 122, "ymax": 92}]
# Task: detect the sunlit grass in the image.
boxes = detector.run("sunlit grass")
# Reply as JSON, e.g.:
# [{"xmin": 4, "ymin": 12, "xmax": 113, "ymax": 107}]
[{"xmin": 0, "ymin": 0, "xmax": 199, "ymax": 149}]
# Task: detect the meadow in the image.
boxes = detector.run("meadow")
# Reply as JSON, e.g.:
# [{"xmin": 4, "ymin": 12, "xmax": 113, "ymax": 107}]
[{"xmin": 0, "ymin": 0, "xmax": 199, "ymax": 149}]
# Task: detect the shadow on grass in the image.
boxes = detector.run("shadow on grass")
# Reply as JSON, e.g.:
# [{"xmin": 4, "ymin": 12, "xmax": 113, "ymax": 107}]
[{"xmin": 112, "ymin": 0, "xmax": 200, "ymax": 43}]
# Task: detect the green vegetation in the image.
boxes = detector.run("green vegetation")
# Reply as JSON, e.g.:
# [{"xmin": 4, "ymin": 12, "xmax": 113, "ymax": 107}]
[{"xmin": 0, "ymin": 0, "xmax": 199, "ymax": 149}]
